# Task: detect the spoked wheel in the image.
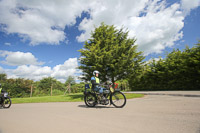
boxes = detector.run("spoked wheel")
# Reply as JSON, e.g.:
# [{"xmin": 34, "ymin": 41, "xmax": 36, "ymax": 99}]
[
  {"xmin": 3, "ymin": 97, "xmax": 12, "ymax": 108},
  {"xmin": 111, "ymin": 91, "xmax": 126, "ymax": 108},
  {"xmin": 84, "ymin": 93, "xmax": 96, "ymax": 107}
]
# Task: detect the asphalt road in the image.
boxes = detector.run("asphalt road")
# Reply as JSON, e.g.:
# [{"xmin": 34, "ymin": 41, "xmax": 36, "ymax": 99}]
[{"xmin": 0, "ymin": 95, "xmax": 200, "ymax": 133}]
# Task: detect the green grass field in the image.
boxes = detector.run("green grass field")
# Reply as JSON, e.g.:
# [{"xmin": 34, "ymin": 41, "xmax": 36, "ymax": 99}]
[{"xmin": 12, "ymin": 93, "xmax": 144, "ymax": 104}]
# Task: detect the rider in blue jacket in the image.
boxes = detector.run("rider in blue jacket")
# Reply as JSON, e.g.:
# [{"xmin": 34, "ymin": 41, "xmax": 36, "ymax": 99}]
[
  {"xmin": 0, "ymin": 84, "xmax": 2, "ymax": 94},
  {"xmin": 91, "ymin": 70, "xmax": 104, "ymax": 93},
  {"xmin": 0, "ymin": 83, "xmax": 4, "ymax": 102}
]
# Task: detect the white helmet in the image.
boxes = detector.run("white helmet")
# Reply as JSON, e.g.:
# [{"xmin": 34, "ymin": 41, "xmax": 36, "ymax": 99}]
[{"xmin": 93, "ymin": 70, "xmax": 99, "ymax": 76}]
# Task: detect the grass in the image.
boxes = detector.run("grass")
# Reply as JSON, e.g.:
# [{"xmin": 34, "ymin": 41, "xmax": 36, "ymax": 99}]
[
  {"xmin": 123, "ymin": 93, "xmax": 144, "ymax": 99},
  {"xmin": 12, "ymin": 93, "xmax": 144, "ymax": 104}
]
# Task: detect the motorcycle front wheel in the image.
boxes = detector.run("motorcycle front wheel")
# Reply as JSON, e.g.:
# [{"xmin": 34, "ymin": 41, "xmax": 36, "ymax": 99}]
[
  {"xmin": 111, "ymin": 91, "xmax": 126, "ymax": 108},
  {"xmin": 3, "ymin": 97, "xmax": 12, "ymax": 108},
  {"xmin": 84, "ymin": 93, "xmax": 96, "ymax": 107}
]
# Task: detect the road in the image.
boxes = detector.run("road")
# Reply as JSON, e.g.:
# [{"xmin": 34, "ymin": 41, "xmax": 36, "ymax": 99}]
[
  {"xmin": 128, "ymin": 91, "xmax": 200, "ymax": 97},
  {"xmin": 0, "ymin": 95, "xmax": 200, "ymax": 133}
]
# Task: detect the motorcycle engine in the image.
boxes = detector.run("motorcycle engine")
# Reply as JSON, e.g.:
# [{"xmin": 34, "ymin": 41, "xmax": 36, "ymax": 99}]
[{"xmin": 101, "ymin": 97, "xmax": 109, "ymax": 105}]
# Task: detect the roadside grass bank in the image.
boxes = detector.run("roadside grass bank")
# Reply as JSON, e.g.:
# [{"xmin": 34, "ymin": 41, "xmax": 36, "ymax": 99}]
[{"xmin": 12, "ymin": 93, "xmax": 144, "ymax": 104}]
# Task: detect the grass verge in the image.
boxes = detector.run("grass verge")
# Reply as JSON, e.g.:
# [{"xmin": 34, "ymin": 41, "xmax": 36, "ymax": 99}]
[{"xmin": 12, "ymin": 93, "xmax": 144, "ymax": 104}]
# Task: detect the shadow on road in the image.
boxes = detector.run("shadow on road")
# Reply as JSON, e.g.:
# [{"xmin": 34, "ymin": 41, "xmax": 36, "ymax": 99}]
[
  {"xmin": 0, "ymin": 106, "xmax": 10, "ymax": 109},
  {"xmin": 78, "ymin": 104, "xmax": 115, "ymax": 109}
]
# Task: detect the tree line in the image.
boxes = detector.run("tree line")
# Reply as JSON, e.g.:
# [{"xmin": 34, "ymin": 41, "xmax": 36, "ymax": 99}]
[
  {"xmin": 130, "ymin": 43, "xmax": 200, "ymax": 90},
  {"xmin": 0, "ymin": 75, "xmax": 85, "ymax": 98}
]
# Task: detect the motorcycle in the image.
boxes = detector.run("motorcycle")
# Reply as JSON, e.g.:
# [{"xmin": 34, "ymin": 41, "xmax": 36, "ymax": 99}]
[
  {"xmin": 83, "ymin": 83, "xmax": 126, "ymax": 108},
  {"xmin": 0, "ymin": 91, "xmax": 12, "ymax": 108}
]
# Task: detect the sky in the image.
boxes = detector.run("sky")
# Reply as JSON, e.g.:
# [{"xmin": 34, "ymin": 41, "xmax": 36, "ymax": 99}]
[{"xmin": 0, "ymin": 0, "xmax": 200, "ymax": 82}]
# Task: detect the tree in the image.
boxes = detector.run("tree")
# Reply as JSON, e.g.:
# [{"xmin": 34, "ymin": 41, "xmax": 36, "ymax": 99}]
[
  {"xmin": 37, "ymin": 77, "xmax": 57, "ymax": 95},
  {"xmin": 0, "ymin": 73, "xmax": 7, "ymax": 82},
  {"xmin": 131, "ymin": 41, "xmax": 200, "ymax": 91},
  {"xmin": 65, "ymin": 76, "xmax": 75, "ymax": 86},
  {"xmin": 78, "ymin": 23, "xmax": 144, "ymax": 85},
  {"xmin": 64, "ymin": 76, "xmax": 76, "ymax": 94},
  {"xmin": 2, "ymin": 77, "xmax": 34, "ymax": 97}
]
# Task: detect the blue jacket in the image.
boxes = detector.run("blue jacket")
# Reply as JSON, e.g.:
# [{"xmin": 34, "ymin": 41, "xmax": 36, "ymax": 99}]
[{"xmin": 91, "ymin": 76, "xmax": 100, "ymax": 89}]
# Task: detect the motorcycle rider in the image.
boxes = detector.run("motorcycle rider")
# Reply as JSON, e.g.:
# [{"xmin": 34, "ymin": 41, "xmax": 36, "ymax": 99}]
[
  {"xmin": 0, "ymin": 83, "xmax": 3, "ymax": 102},
  {"xmin": 0, "ymin": 83, "xmax": 2, "ymax": 94},
  {"xmin": 91, "ymin": 70, "xmax": 104, "ymax": 94}
]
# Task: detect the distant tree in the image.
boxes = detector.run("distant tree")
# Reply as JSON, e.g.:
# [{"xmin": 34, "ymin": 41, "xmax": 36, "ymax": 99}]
[
  {"xmin": 3, "ymin": 77, "xmax": 34, "ymax": 97},
  {"xmin": 65, "ymin": 76, "xmax": 75, "ymax": 86},
  {"xmin": 0, "ymin": 73, "xmax": 7, "ymax": 82},
  {"xmin": 64, "ymin": 76, "xmax": 76, "ymax": 94},
  {"xmin": 71, "ymin": 82, "xmax": 85, "ymax": 93},
  {"xmin": 37, "ymin": 77, "xmax": 57, "ymax": 95}
]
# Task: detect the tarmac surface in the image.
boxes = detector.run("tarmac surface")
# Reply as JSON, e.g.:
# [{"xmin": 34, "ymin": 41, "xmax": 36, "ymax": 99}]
[{"xmin": 0, "ymin": 93, "xmax": 200, "ymax": 133}]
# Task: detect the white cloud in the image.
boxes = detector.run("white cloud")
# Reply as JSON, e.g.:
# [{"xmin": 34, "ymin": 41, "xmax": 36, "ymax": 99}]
[
  {"xmin": 0, "ymin": 0, "xmax": 199, "ymax": 54},
  {"xmin": 51, "ymin": 58, "xmax": 78, "ymax": 82},
  {"xmin": 146, "ymin": 57, "xmax": 163, "ymax": 64},
  {"xmin": 4, "ymin": 42, "xmax": 11, "ymax": 46},
  {"xmin": 1, "ymin": 58, "xmax": 79, "ymax": 83},
  {"xmin": 0, "ymin": 50, "xmax": 44, "ymax": 66},
  {"xmin": 0, "ymin": 50, "xmax": 79, "ymax": 82},
  {"xmin": 0, "ymin": 66, "xmax": 5, "ymax": 73},
  {"xmin": 76, "ymin": 0, "xmax": 188, "ymax": 55},
  {"xmin": 7, "ymin": 65, "xmax": 52, "ymax": 81},
  {"xmin": 131, "ymin": 3, "xmax": 184, "ymax": 55},
  {"xmin": 181, "ymin": 0, "xmax": 200, "ymax": 14},
  {"xmin": 77, "ymin": 0, "xmax": 149, "ymax": 42},
  {"xmin": 0, "ymin": 0, "xmax": 90, "ymax": 45}
]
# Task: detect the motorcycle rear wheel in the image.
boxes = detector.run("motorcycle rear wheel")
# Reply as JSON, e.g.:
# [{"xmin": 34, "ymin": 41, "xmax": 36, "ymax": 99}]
[{"xmin": 84, "ymin": 93, "xmax": 96, "ymax": 107}]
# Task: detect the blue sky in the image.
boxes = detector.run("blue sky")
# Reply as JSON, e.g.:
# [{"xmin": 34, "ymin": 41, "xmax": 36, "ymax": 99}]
[{"xmin": 0, "ymin": 0, "xmax": 200, "ymax": 82}]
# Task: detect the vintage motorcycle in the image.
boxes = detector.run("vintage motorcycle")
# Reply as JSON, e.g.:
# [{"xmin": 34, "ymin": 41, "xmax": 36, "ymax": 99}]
[
  {"xmin": 0, "ymin": 91, "xmax": 12, "ymax": 108},
  {"xmin": 83, "ymin": 83, "xmax": 126, "ymax": 108}
]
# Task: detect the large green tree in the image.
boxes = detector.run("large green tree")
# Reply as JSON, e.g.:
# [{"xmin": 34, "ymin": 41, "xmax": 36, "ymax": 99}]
[{"xmin": 78, "ymin": 23, "xmax": 144, "ymax": 84}]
